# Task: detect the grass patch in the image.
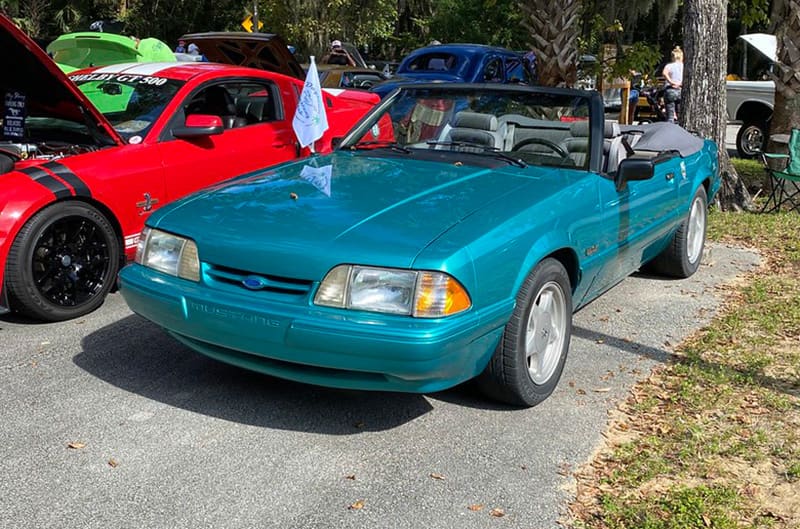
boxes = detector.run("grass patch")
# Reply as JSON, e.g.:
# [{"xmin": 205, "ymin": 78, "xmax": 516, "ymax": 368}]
[
  {"xmin": 599, "ymin": 485, "xmax": 741, "ymax": 529},
  {"xmin": 570, "ymin": 210, "xmax": 800, "ymax": 528},
  {"xmin": 731, "ymin": 157, "xmax": 768, "ymax": 195}
]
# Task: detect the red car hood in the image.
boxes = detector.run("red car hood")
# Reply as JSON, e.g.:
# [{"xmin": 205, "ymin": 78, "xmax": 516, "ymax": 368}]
[{"xmin": 0, "ymin": 14, "xmax": 123, "ymax": 147}]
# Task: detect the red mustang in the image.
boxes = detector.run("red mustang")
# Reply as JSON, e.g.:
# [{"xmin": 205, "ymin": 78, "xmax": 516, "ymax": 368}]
[{"xmin": 0, "ymin": 15, "xmax": 377, "ymax": 321}]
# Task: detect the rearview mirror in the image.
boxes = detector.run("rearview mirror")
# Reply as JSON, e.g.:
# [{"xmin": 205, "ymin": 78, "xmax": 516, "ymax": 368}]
[
  {"xmin": 173, "ymin": 114, "xmax": 224, "ymax": 139},
  {"xmin": 99, "ymin": 82, "xmax": 122, "ymax": 95}
]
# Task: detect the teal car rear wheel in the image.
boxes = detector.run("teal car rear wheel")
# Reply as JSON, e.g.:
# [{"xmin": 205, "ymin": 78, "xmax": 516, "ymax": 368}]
[
  {"xmin": 478, "ymin": 258, "xmax": 572, "ymax": 407},
  {"xmin": 647, "ymin": 186, "xmax": 707, "ymax": 278}
]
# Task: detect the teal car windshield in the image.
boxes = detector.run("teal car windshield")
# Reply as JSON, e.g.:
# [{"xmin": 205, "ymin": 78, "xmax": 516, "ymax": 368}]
[
  {"xmin": 70, "ymin": 73, "xmax": 184, "ymax": 141},
  {"xmin": 342, "ymin": 86, "xmax": 593, "ymax": 169}
]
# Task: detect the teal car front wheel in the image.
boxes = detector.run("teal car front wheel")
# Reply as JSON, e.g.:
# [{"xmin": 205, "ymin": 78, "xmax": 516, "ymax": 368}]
[{"xmin": 478, "ymin": 258, "xmax": 573, "ymax": 407}]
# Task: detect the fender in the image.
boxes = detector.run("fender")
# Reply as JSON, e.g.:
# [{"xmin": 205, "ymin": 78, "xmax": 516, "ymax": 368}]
[
  {"xmin": 516, "ymin": 231, "xmax": 581, "ymax": 299},
  {"xmin": 0, "ymin": 170, "xmax": 68, "ymax": 312}
]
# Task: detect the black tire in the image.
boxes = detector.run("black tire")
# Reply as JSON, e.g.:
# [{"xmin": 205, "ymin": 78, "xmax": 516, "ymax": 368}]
[
  {"xmin": 647, "ymin": 186, "xmax": 707, "ymax": 278},
  {"xmin": 736, "ymin": 121, "xmax": 767, "ymax": 158},
  {"xmin": 5, "ymin": 201, "xmax": 119, "ymax": 321},
  {"xmin": 477, "ymin": 258, "xmax": 573, "ymax": 407}
]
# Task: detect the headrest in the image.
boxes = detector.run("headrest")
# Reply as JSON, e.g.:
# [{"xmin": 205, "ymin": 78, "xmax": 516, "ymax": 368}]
[
  {"xmin": 204, "ymin": 86, "xmax": 235, "ymax": 115},
  {"xmin": 453, "ymin": 111, "xmax": 498, "ymax": 131},
  {"xmin": 569, "ymin": 120, "xmax": 591, "ymax": 137},
  {"xmin": 604, "ymin": 121, "xmax": 620, "ymax": 138},
  {"xmin": 428, "ymin": 58, "xmax": 447, "ymax": 71},
  {"xmin": 569, "ymin": 120, "xmax": 620, "ymax": 138},
  {"xmin": 237, "ymin": 96, "xmax": 269, "ymax": 122}
]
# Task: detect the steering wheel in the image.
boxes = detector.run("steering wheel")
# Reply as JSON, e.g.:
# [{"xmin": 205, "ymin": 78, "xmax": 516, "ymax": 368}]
[{"xmin": 512, "ymin": 137, "xmax": 569, "ymax": 159}]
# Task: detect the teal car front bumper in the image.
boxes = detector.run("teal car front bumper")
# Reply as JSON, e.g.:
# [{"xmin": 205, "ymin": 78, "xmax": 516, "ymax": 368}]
[{"xmin": 119, "ymin": 264, "xmax": 508, "ymax": 393}]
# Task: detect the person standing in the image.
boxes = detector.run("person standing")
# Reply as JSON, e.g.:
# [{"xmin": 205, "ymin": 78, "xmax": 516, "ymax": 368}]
[
  {"xmin": 322, "ymin": 40, "xmax": 356, "ymax": 66},
  {"xmin": 175, "ymin": 39, "xmax": 186, "ymax": 53},
  {"xmin": 662, "ymin": 46, "xmax": 684, "ymax": 123}
]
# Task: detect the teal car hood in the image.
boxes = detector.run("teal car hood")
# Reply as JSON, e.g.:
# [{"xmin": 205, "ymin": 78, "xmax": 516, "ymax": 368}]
[{"xmin": 151, "ymin": 153, "xmax": 554, "ymax": 279}]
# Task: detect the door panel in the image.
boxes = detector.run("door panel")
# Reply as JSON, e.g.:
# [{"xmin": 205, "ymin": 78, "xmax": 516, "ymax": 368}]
[
  {"xmin": 156, "ymin": 79, "xmax": 298, "ymax": 202},
  {"xmin": 588, "ymin": 157, "xmax": 679, "ymax": 297}
]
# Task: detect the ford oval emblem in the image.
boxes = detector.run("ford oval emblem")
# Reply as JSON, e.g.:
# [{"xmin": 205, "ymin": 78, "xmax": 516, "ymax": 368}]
[{"xmin": 242, "ymin": 275, "xmax": 270, "ymax": 290}]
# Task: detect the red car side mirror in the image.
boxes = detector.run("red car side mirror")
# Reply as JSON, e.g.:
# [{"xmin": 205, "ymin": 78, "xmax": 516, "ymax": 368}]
[{"xmin": 173, "ymin": 114, "xmax": 224, "ymax": 138}]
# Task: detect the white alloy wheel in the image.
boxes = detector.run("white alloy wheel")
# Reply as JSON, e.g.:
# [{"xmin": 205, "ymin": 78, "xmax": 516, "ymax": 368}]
[
  {"xmin": 526, "ymin": 280, "xmax": 568, "ymax": 384},
  {"xmin": 686, "ymin": 194, "xmax": 707, "ymax": 265}
]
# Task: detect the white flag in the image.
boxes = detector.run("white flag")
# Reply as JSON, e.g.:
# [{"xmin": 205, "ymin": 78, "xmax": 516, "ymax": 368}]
[{"xmin": 292, "ymin": 56, "xmax": 329, "ymax": 151}]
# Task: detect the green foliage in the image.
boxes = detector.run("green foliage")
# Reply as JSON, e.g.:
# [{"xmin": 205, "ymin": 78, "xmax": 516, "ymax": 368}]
[
  {"xmin": 123, "ymin": 0, "xmax": 244, "ymax": 45},
  {"xmin": 577, "ymin": 14, "xmax": 662, "ymax": 85},
  {"xmin": 427, "ymin": 0, "xmax": 528, "ymax": 49},
  {"xmin": 53, "ymin": 4, "xmax": 81, "ymax": 33},
  {"xmin": 729, "ymin": 0, "xmax": 770, "ymax": 29},
  {"xmin": 0, "ymin": 0, "xmax": 776, "ymax": 64}
]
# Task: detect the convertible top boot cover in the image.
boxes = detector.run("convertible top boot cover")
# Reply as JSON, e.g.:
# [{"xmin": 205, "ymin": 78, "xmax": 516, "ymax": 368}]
[{"xmin": 620, "ymin": 122, "xmax": 705, "ymax": 157}]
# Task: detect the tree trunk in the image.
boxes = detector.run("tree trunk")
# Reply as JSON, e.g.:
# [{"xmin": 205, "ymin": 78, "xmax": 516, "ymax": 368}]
[
  {"xmin": 768, "ymin": 0, "xmax": 800, "ymax": 142},
  {"xmin": 759, "ymin": 0, "xmax": 800, "ymax": 207},
  {"xmin": 683, "ymin": 0, "xmax": 752, "ymax": 211},
  {"xmin": 520, "ymin": 0, "xmax": 580, "ymax": 87}
]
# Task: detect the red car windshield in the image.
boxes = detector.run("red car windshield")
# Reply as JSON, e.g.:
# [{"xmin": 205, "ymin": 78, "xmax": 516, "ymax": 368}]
[{"xmin": 70, "ymin": 73, "xmax": 184, "ymax": 141}]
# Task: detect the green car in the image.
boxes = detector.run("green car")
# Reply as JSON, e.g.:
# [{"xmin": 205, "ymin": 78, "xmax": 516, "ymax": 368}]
[
  {"xmin": 46, "ymin": 32, "xmax": 177, "ymax": 114},
  {"xmin": 119, "ymin": 84, "xmax": 720, "ymax": 407}
]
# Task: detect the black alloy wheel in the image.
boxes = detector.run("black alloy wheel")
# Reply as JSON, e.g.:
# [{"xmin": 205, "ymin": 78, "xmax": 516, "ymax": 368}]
[{"xmin": 6, "ymin": 202, "xmax": 119, "ymax": 321}]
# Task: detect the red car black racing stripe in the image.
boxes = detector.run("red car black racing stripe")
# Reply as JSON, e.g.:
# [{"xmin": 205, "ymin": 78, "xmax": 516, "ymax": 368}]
[
  {"xmin": 41, "ymin": 161, "xmax": 92, "ymax": 198},
  {"xmin": 18, "ymin": 167, "xmax": 73, "ymax": 199}
]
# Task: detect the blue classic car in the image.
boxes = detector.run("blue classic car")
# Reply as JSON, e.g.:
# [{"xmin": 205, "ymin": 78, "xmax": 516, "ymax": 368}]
[
  {"xmin": 369, "ymin": 44, "xmax": 531, "ymax": 98},
  {"xmin": 119, "ymin": 84, "xmax": 719, "ymax": 407}
]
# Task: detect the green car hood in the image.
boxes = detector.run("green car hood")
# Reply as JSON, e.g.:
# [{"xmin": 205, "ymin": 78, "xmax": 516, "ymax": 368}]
[
  {"xmin": 151, "ymin": 153, "xmax": 552, "ymax": 279},
  {"xmin": 47, "ymin": 32, "xmax": 175, "ymax": 69}
]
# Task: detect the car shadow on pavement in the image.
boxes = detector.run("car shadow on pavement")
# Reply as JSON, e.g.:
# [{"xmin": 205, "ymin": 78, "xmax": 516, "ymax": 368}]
[
  {"xmin": 572, "ymin": 325, "xmax": 672, "ymax": 363},
  {"xmin": 75, "ymin": 314, "xmax": 436, "ymax": 434},
  {"xmin": 572, "ymin": 325, "xmax": 800, "ymax": 399}
]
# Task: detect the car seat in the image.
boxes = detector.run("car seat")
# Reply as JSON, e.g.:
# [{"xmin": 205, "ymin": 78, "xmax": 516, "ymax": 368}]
[
  {"xmin": 235, "ymin": 95, "xmax": 274, "ymax": 124},
  {"xmin": 561, "ymin": 121, "xmax": 591, "ymax": 167},
  {"xmin": 189, "ymin": 86, "xmax": 246, "ymax": 129},
  {"xmin": 445, "ymin": 111, "xmax": 504, "ymax": 151},
  {"xmin": 562, "ymin": 120, "xmax": 623, "ymax": 170}
]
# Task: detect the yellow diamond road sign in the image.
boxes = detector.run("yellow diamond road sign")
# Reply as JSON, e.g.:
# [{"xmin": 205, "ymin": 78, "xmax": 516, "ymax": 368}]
[{"xmin": 241, "ymin": 15, "xmax": 263, "ymax": 33}]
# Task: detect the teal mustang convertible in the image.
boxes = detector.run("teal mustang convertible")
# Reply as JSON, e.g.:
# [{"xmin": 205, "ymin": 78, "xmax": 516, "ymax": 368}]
[{"xmin": 119, "ymin": 84, "xmax": 720, "ymax": 407}]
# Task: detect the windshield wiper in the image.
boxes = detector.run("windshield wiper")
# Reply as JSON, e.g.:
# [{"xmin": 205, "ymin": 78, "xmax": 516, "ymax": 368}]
[
  {"xmin": 487, "ymin": 151, "xmax": 528, "ymax": 168},
  {"xmin": 426, "ymin": 141, "xmax": 527, "ymax": 168},
  {"xmin": 349, "ymin": 141, "xmax": 411, "ymax": 154}
]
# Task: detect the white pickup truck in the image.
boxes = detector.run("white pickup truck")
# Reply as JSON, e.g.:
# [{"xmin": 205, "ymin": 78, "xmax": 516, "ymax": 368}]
[{"xmin": 727, "ymin": 33, "xmax": 775, "ymax": 157}]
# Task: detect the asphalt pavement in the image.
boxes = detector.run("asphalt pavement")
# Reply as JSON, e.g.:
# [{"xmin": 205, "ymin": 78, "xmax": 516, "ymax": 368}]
[{"xmin": 0, "ymin": 243, "xmax": 760, "ymax": 529}]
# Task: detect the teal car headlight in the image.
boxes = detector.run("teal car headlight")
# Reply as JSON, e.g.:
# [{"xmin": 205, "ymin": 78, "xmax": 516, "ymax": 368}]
[
  {"xmin": 314, "ymin": 265, "xmax": 471, "ymax": 318},
  {"xmin": 135, "ymin": 227, "xmax": 200, "ymax": 281}
]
